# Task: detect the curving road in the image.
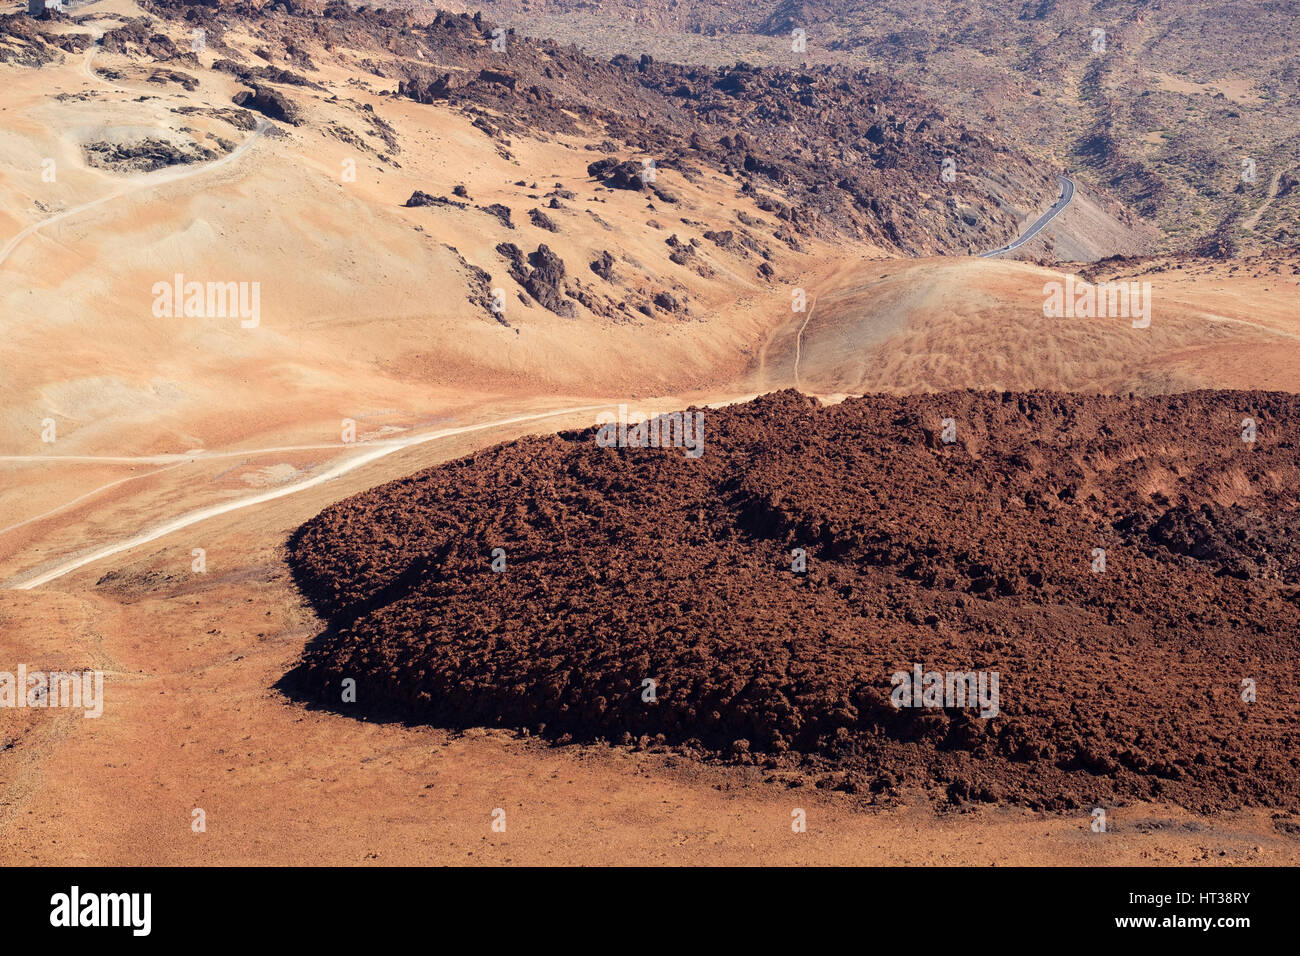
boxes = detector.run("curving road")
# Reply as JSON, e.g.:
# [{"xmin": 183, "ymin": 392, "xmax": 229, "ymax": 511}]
[
  {"xmin": 4, "ymin": 406, "xmax": 609, "ymax": 589},
  {"xmin": 3, "ymin": 395, "xmax": 769, "ymax": 590},
  {"xmin": 979, "ymin": 175, "xmax": 1075, "ymax": 258}
]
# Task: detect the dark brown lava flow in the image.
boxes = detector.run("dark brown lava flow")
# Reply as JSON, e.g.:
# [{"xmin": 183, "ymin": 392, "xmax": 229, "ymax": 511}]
[{"xmin": 287, "ymin": 390, "xmax": 1300, "ymax": 812}]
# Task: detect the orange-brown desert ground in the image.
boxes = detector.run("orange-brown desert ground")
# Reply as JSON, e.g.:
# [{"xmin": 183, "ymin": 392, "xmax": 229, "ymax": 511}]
[{"xmin": 2, "ymin": 0, "xmax": 1298, "ymax": 865}]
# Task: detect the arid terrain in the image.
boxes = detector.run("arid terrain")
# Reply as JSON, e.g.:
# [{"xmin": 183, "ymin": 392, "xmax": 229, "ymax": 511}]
[
  {"xmin": 1, "ymin": 0, "xmax": 1297, "ymax": 866},
  {"xmin": 445, "ymin": 0, "xmax": 1300, "ymax": 256}
]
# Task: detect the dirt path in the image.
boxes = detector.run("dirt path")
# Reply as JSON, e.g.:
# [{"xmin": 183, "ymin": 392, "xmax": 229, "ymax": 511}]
[
  {"xmin": 4, "ymin": 405, "xmax": 612, "ymax": 589},
  {"xmin": 0, "ymin": 461, "xmax": 188, "ymax": 537},
  {"xmin": 1242, "ymin": 167, "xmax": 1285, "ymax": 232},
  {"xmin": 4, "ymin": 390, "xmax": 783, "ymax": 589},
  {"xmin": 792, "ymin": 294, "xmax": 818, "ymax": 390}
]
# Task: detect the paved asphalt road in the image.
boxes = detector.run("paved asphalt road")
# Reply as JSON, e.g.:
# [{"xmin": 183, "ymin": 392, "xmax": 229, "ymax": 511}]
[{"xmin": 979, "ymin": 175, "xmax": 1075, "ymax": 258}]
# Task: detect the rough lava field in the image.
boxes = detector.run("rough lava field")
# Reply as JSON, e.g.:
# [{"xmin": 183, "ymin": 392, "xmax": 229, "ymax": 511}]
[{"xmin": 288, "ymin": 390, "xmax": 1300, "ymax": 814}]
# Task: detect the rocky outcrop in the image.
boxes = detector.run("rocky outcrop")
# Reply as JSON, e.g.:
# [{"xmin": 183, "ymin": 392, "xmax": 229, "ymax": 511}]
[
  {"xmin": 232, "ymin": 85, "xmax": 302, "ymax": 125},
  {"xmin": 83, "ymin": 137, "xmax": 226, "ymax": 172},
  {"xmin": 528, "ymin": 208, "xmax": 559, "ymax": 232},
  {"xmin": 590, "ymin": 250, "xmax": 616, "ymax": 281},
  {"xmin": 496, "ymin": 242, "xmax": 575, "ymax": 316},
  {"xmin": 148, "ymin": 69, "xmax": 199, "ymax": 91},
  {"xmin": 404, "ymin": 191, "xmax": 467, "ymax": 209},
  {"xmin": 115, "ymin": 0, "xmax": 1055, "ymax": 256},
  {"xmin": 0, "ymin": 12, "xmax": 63, "ymax": 65},
  {"xmin": 521, "ymin": 244, "xmax": 573, "ymax": 317},
  {"xmin": 479, "ymin": 203, "xmax": 514, "ymax": 229},
  {"xmin": 587, "ymin": 157, "xmax": 650, "ymax": 191}
]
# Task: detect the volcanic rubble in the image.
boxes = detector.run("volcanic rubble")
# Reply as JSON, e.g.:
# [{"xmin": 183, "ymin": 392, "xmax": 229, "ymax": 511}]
[{"xmin": 287, "ymin": 390, "xmax": 1300, "ymax": 812}]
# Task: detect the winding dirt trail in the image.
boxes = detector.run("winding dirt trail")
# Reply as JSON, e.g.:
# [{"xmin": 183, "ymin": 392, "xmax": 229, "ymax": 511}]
[
  {"xmin": 1242, "ymin": 167, "xmax": 1285, "ymax": 233},
  {"xmin": 792, "ymin": 294, "xmax": 818, "ymax": 391},
  {"xmin": 4, "ymin": 389, "xmax": 777, "ymax": 590},
  {"xmin": 0, "ymin": 461, "xmax": 189, "ymax": 538},
  {"xmin": 5, "ymin": 406, "xmax": 609, "ymax": 589}
]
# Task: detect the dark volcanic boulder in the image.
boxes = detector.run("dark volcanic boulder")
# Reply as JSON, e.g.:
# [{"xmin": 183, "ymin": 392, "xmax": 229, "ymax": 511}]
[
  {"xmin": 479, "ymin": 203, "xmax": 514, "ymax": 229},
  {"xmin": 232, "ymin": 85, "xmax": 301, "ymax": 125},
  {"xmin": 404, "ymin": 191, "xmax": 466, "ymax": 209},
  {"xmin": 587, "ymin": 157, "xmax": 649, "ymax": 191},
  {"xmin": 590, "ymin": 250, "xmax": 616, "ymax": 281},
  {"xmin": 495, "ymin": 243, "xmax": 575, "ymax": 316},
  {"xmin": 522, "ymin": 244, "xmax": 574, "ymax": 316},
  {"xmin": 398, "ymin": 73, "xmax": 455, "ymax": 103},
  {"xmin": 528, "ymin": 208, "xmax": 559, "ymax": 232},
  {"xmin": 653, "ymin": 290, "xmax": 683, "ymax": 312},
  {"xmin": 477, "ymin": 68, "xmax": 517, "ymax": 89}
]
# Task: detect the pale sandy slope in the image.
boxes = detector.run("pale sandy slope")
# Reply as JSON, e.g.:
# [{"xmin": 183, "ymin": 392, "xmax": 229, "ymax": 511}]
[
  {"xmin": 778, "ymin": 253, "xmax": 1300, "ymax": 399},
  {"xmin": 0, "ymin": 0, "xmax": 833, "ymax": 581}
]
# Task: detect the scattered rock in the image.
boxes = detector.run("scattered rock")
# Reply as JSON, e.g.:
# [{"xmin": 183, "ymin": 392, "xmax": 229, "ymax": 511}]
[
  {"xmin": 405, "ymin": 191, "xmax": 466, "ymax": 209},
  {"xmin": 479, "ymin": 203, "xmax": 514, "ymax": 229},
  {"xmin": 232, "ymin": 85, "xmax": 301, "ymax": 125},
  {"xmin": 590, "ymin": 251, "xmax": 616, "ymax": 281},
  {"xmin": 528, "ymin": 208, "xmax": 559, "ymax": 232}
]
